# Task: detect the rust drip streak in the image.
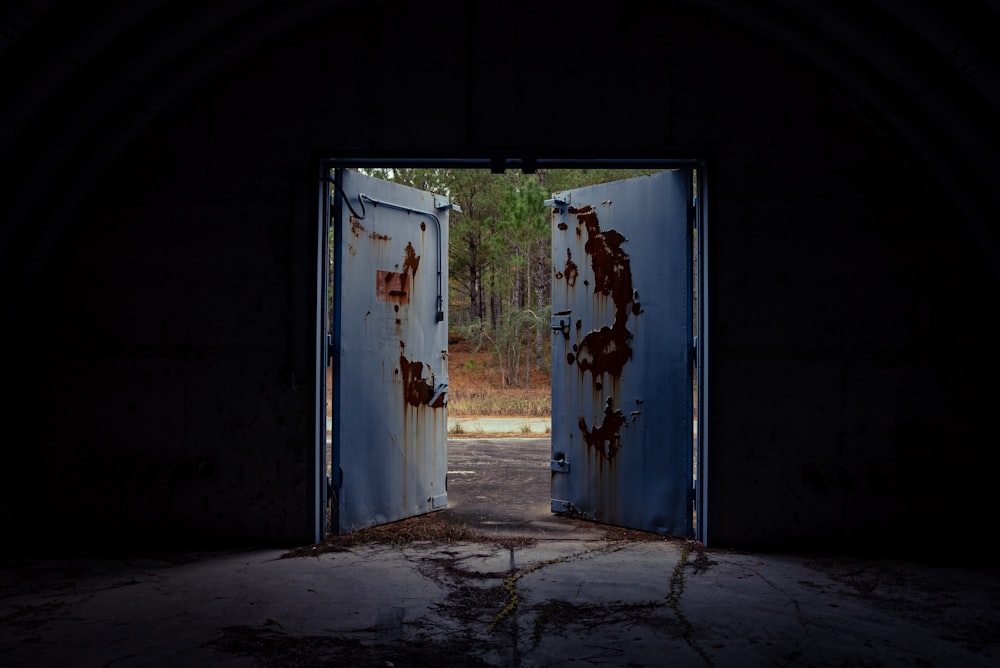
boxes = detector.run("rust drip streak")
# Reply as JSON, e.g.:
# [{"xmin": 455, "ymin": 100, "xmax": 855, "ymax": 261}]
[
  {"xmin": 563, "ymin": 248, "xmax": 578, "ymax": 287},
  {"xmin": 403, "ymin": 241, "xmax": 420, "ymax": 276}
]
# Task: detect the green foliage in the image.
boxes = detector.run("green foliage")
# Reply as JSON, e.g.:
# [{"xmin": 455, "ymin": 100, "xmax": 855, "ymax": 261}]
[{"xmin": 458, "ymin": 305, "xmax": 550, "ymax": 387}]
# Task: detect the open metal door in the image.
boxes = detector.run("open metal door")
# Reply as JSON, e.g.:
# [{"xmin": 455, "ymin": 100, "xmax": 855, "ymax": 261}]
[
  {"xmin": 330, "ymin": 169, "xmax": 452, "ymax": 533},
  {"xmin": 549, "ymin": 170, "xmax": 694, "ymax": 536}
]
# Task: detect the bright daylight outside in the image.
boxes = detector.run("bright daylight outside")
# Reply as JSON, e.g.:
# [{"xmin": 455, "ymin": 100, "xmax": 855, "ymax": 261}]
[{"xmin": 327, "ymin": 166, "xmax": 672, "ymax": 439}]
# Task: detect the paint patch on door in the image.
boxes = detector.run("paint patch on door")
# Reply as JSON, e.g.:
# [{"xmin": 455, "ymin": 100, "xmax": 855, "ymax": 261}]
[{"xmin": 377, "ymin": 270, "xmax": 409, "ymax": 303}]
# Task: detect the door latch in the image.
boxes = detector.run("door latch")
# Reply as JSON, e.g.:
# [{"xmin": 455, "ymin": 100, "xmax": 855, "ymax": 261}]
[
  {"xmin": 550, "ymin": 312, "xmax": 572, "ymax": 336},
  {"xmin": 430, "ymin": 381, "xmax": 448, "ymax": 408},
  {"xmin": 551, "ymin": 451, "xmax": 570, "ymax": 473}
]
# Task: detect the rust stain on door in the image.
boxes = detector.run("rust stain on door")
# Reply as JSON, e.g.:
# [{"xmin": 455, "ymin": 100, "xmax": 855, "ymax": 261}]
[
  {"xmin": 400, "ymin": 355, "xmax": 435, "ymax": 407},
  {"xmin": 567, "ymin": 204, "xmax": 639, "ymax": 380},
  {"xmin": 400, "ymin": 354, "xmax": 444, "ymax": 409},
  {"xmin": 562, "ymin": 204, "xmax": 645, "ymax": 460},
  {"xmin": 402, "ymin": 241, "xmax": 420, "ymax": 276},
  {"xmin": 579, "ymin": 398, "xmax": 627, "ymax": 461}
]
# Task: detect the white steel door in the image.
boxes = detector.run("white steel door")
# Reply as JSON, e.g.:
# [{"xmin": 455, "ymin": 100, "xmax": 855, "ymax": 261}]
[
  {"xmin": 330, "ymin": 169, "xmax": 452, "ymax": 533},
  {"xmin": 549, "ymin": 170, "xmax": 694, "ymax": 536}
]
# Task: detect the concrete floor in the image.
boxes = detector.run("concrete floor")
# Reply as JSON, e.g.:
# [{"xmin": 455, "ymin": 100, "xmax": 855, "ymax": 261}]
[{"xmin": 2, "ymin": 439, "xmax": 997, "ymax": 667}]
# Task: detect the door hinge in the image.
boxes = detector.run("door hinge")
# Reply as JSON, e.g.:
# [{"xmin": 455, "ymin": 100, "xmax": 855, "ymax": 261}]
[
  {"xmin": 551, "ymin": 451, "xmax": 570, "ymax": 473},
  {"xmin": 326, "ymin": 334, "xmax": 337, "ymax": 366},
  {"xmin": 551, "ymin": 499, "xmax": 587, "ymax": 517}
]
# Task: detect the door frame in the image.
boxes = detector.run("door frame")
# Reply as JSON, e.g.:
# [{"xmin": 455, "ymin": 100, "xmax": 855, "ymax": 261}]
[{"xmin": 313, "ymin": 155, "xmax": 711, "ymax": 545}]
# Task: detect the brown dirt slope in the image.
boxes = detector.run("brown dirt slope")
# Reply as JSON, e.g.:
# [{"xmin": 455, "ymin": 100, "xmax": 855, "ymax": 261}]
[{"xmin": 447, "ymin": 334, "xmax": 551, "ymax": 417}]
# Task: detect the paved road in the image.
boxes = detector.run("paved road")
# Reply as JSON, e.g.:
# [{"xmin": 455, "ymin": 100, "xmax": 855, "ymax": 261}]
[
  {"xmin": 448, "ymin": 416, "xmax": 551, "ymax": 434},
  {"xmin": 446, "ymin": 437, "xmax": 576, "ymax": 537}
]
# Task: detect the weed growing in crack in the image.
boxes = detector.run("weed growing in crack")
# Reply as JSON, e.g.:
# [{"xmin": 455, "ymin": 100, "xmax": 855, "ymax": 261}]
[
  {"xmin": 489, "ymin": 557, "xmax": 564, "ymax": 633},
  {"xmin": 487, "ymin": 546, "xmax": 616, "ymax": 634}
]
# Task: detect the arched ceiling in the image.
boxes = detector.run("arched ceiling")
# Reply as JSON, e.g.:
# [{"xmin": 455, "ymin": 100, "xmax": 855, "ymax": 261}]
[
  {"xmin": 702, "ymin": 1, "xmax": 1000, "ymax": 268},
  {"xmin": 2, "ymin": 0, "xmax": 998, "ymax": 326}
]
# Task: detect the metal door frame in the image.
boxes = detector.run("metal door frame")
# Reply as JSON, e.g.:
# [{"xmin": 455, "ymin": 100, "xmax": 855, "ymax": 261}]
[{"xmin": 313, "ymin": 156, "xmax": 710, "ymax": 545}]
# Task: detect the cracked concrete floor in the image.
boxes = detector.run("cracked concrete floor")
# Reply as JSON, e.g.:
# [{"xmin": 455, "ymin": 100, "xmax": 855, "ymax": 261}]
[{"xmin": 2, "ymin": 438, "xmax": 998, "ymax": 667}]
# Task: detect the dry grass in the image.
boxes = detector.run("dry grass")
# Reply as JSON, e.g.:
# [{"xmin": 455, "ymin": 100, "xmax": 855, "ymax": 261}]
[
  {"xmin": 280, "ymin": 511, "xmax": 535, "ymax": 558},
  {"xmin": 447, "ymin": 389, "xmax": 550, "ymax": 417},
  {"xmin": 447, "ymin": 337, "xmax": 552, "ymax": 417},
  {"xmin": 280, "ymin": 513, "xmax": 476, "ymax": 557}
]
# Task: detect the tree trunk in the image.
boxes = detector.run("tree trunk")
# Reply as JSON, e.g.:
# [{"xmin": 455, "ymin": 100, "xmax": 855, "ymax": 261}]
[
  {"xmin": 525, "ymin": 345, "xmax": 530, "ymax": 388},
  {"xmin": 534, "ymin": 254, "xmax": 546, "ymax": 369},
  {"xmin": 468, "ymin": 237, "xmax": 479, "ymax": 322}
]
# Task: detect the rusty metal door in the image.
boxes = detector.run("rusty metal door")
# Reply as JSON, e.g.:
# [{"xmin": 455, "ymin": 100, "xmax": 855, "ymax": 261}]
[
  {"xmin": 330, "ymin": 169, "xmax": 452, "ymax": 533},
  {"xmin": 549, "ymin": 170, "xmax": 694, "ymax": 536}
]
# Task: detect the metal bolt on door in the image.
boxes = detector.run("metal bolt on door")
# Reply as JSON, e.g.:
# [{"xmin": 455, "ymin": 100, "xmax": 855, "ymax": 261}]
[
  {"xmin": 548, "ymin": 170, "xmax": 694, "ymax": 536},
  {"xmin": 330, "ymin": 169, "xmax": 453, "ymax": 533}
]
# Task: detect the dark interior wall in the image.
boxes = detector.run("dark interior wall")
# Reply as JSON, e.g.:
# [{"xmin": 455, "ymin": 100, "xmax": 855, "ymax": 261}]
[
  {"xmin": 1, "ymin": 1, "xmax": 996, "ymax": 556},
  {"xmin": 675, "ymin": 17, "xmax": 997, "ymax": 551},
  {"xmin": 707, "ymin": 107, "xmax": 990, "ymax": 551}
]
